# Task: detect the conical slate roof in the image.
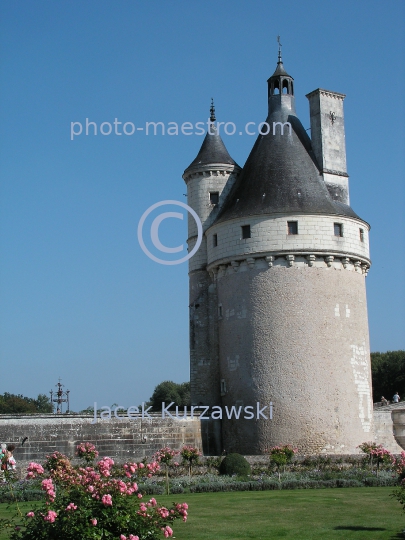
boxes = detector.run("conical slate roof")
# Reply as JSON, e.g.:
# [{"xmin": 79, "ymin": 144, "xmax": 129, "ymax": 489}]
[
  {"xmin": 269, "ymin": 60, "xmax": 292, "ymax": 79},
  {"xmin": 216, "ymin": 66, "xmax": 359, "ymax": 223},
  {"xmin": 184, "ymin": 127, "xmax": 238, "ymax": 173}
]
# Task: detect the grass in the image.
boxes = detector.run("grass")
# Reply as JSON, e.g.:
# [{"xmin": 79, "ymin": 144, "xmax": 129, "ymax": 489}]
[
  {"xmin": 158, "ymin": 488, "xmax": 404, "ymax": 540},
  {"xmin": 0, "ymin": 488, "xmax": 403, "ymax": 539}
]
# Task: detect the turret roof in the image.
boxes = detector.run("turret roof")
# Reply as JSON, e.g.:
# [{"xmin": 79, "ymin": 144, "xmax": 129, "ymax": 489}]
[
  {"xmin": 184, "ymin": 128, "xmax": 238, "ymax": 173},
  {"xmin": 184, "ymin": 100, "xmax": 239, "ymax": 173}
]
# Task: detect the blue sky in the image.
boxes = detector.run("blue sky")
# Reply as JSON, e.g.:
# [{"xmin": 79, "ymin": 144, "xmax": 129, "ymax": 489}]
[{"xmin": 0, "ymin": 0, "xmax": 404, "ymax": 411}]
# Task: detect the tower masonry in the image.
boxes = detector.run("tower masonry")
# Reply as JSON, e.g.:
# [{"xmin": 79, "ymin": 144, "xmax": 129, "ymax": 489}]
[
  {"xmin": 184, "ymin": 53, "xmax": 373, "ymax": 455},
  {"xmin": 183, "ymin": 103, "xmax": 241, "ymax": 452}
]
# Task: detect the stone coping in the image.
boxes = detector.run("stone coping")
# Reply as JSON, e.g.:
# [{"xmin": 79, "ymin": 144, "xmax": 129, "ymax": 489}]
[{"xmin": 373, "ymin": 402, "xmax": 405, "ymax": 411}]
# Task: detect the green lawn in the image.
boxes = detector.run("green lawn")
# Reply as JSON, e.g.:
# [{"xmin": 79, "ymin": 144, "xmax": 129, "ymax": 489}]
[
  {"xmin": 159, "ymin": 488, "xmax": 404, "ymax": 540},
  {"xmin": 0, "ymin": 488, "xmax": 403, "ymax": 539}
]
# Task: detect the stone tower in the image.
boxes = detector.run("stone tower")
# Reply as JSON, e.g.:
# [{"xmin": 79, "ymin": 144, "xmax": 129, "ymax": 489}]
[{"xmin": 184, "ymin": 54, "xmax": 373, "ymax": 455}]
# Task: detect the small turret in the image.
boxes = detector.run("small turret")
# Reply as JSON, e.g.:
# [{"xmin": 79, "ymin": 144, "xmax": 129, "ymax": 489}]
[
  {"xmin": 183, "ymin": 101, "xmax": 240, "ymax": 272},
  {"xmin": 267, "ymin": 39, "xmax": 295, "ymax": 115},
  {"xmin": 183, "ymin": 104, "xmax": 240, "ymax": 454}
]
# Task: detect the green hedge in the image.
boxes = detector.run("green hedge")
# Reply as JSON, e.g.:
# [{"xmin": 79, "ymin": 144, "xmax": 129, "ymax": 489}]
[
  {"xmin": 219, "ymin": 454, "xmax": 251, "ymax": 477},
  {"xmin": 189, "ymin": 477, "xmax": 396, "ymax": 493},
  {"xmin": 137, "ymin": 484, "xmax": 165, "ymax": 495},
  {"xmin": 0, "ymin": 490, "xmax": 44, "ymax": 503}
]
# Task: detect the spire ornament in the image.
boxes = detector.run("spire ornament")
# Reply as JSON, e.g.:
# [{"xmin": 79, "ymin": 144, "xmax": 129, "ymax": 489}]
[
  {"xmin": 210, "ymin": 98, "xmax": 216, "ymax": 122},
  {"xmin": 277, "ymin": 35, "xmax": 282, "ymax": 63}
]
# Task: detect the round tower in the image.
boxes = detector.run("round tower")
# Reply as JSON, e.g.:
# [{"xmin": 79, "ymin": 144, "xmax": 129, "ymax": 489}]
[
  {"xmin": 183, "ymin": 103, "xmax": 240, "ymax": 453},
  {"xmin": 204, "ymin": 54, "xmax": 373, "ymax": 454}
]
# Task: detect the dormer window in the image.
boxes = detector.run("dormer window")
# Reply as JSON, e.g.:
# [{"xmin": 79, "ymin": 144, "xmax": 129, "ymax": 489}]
[{"xmin": 210, "ymin": 192, "xmax": 219, "ymax": 205}]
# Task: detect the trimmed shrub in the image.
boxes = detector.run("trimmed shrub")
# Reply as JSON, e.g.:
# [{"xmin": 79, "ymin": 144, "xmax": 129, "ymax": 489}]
[
  {"xmin": 0, "ymin": 490, "xmax": 44, "ymax": 503},
  {"xmin": 219, "ymin": 453, "xmax": 251, "ymax": 477},
  {"xmin": 136, "ymin": 483, "xmax": 165, "ymax": 495},
  {"xmin": 170, "ymin": 484, "xmax": 185, "ymax": 494},
  {"xmin": 364, "ymin": 476, "xmax": 397, "ymax": 487}
]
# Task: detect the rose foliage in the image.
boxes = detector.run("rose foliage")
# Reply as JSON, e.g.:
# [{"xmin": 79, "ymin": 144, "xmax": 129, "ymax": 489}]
[{"xmin": 5, "ymin": 446, "xmax": 188, "ymax": 540}]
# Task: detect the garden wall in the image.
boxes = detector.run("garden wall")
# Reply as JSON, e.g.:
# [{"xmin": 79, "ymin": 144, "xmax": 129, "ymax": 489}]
[
  {"xmin": 373, "ymin": 403, "xmax": 404, "ymax": 453},
  {"xmin": 0, "ymin": 413, "xmax": 202, "ymax": 470},
  {"xmin": 0, "ymin": 405, "xmax": 403, "ymax": 473}
]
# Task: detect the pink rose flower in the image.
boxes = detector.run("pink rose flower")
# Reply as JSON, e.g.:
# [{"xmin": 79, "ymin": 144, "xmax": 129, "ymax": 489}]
[
  {"xmin": 43, "ymin": 510, "xmax": 58, "ymax": 523},
  {"xmin": 163, "ymin": 525, "xmax": 173, "ymax": 538},
  {"xmin": 102, "ymin": 494, "xmax": 113, "ymax": 506}
]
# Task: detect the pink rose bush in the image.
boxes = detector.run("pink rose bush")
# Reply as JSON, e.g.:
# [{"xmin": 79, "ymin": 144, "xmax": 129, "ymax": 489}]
[
  {"xmin": 7, "ymin": 443, "xmax": 188, "ymax": 540},
  {"xmin": 180, "ymin": 445, "xmax": 201, "ymax": 479},
  {"xmin": 26, "ymin": 462, "xmax": 44, "ymax": 479},
  {"xmin": 357, "ymin": 442, "xmax": 393, "ymax": 476},
  {"xmin": 153, "ymin": 447, "xmax": 179, "ymax": 495},
  {"xmin": 123, "ymin": 459, "xmax": 160, "ymax": 479},
  {"xmin": 394, "ymin": 451, "xmax": 405, "ymax": 479},
  {"xmin": 76, "ymin": 442, "xmax": 99, "ymax": 463},
  {"xmin": 268, "ymin": 445, "xmax": 298, "ymax": 480}
]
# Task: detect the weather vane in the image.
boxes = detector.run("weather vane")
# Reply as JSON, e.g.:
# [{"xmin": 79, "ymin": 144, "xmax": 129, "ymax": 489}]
[
  {"xmin": 277, "ymin": 35, "xmax": 282, "ymax": 63},
  {"xmin": 210, "ymin": 97, "xmax": 216, "ymax": 122}
]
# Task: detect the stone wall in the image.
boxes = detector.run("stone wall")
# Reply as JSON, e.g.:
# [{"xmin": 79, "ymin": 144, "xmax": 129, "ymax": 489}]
[
  {"xmin": 0, "ymin": 414, "xmax": 202, "ymax": 469},
  {"xmin": 374, "ymin": 404, "xmax": 403, "ymax": 453},
  {"xmin": 215, "ymin": 263, "xmax": 373, "ymax": 455},
  {"xmin": 207, "ymin": 214, "xmax": 370, "ymax": 267},
  {"xmin": 1, "ymin": 407, "xmax": 403, "ymax": 474}
]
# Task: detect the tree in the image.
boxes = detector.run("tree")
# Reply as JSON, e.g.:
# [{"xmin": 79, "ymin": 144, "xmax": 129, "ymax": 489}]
[
  {"xmin": 0, "ymin": 393, "xmax": 53, "ymax": 414},
  {"xmin": 371, "ymin": 350, "xmax": 405, "ymax": 402},
  {"xmin": 148, "ymin": 381, "xmax": 190, "ymax": 412}
]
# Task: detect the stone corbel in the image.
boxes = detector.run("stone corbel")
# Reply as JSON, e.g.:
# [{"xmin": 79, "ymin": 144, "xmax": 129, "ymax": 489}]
[
  {"xmin": 246, "ymin": 257, "xmax": 255, "ymax": 269},
  {"xmin": 342, "ymin": 257, "xmax": 350, "ymax": 269},
  {"xmin": 286, "ymin": 254, "xmax": 295, "ymax": 267},
  {"xmin": 265, "ymin": 255, "xmax": 274, "ymax": 268},
  {"xmin": 306, "ymin": 254, "xmax": 316, "ymax": 267},
  {"xmin": 326, "ymin": 255, "xmax": 334, "ymax": 267},
  {"xmin": 210, "ymin": 267, "xmax": 219, "ymax": 282},
  {"xmin": 361, "ymin": 264, "xmax": 369, "ymax": 276},
  {"xmin": 231, "ymin": 261, "xmax": 240, "ymax": 273},
  {"xmin": 354, "ymin": 260, "xmax": 362, "ymax": 273}
]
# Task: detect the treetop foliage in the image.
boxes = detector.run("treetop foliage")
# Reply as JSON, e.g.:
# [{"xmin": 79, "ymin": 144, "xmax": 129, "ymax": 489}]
[
  {"xmin": 0, "ymin": 393, "xmax": 53, "ymax": 414},
  {"xmin": 149, "ymin": 381, "xmax": 190, "ymax": 411},
  {"xmin": 371, "ymin": 350, "xmax": 405, "ymax": 402}
]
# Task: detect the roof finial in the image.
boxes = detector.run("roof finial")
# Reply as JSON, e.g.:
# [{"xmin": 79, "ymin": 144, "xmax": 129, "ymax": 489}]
[
  {"xmin": 277, "ymin": 35, "xmax": 282, "ymax": 64},
  {"xmin": 210, "ymin": 98, "xmax": 216, "ymax": 122}
]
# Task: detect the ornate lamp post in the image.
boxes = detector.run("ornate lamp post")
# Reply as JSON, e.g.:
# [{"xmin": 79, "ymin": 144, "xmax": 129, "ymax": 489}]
[{"xmin": 50, "ymin": 378, "xmax": 70, "ymax": 414}]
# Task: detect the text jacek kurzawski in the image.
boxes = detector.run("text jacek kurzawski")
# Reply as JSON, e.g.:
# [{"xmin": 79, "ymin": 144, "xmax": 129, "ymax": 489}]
[{"xmin": 91, "ymin": 402, "xmax": 273, "ymax": 424}]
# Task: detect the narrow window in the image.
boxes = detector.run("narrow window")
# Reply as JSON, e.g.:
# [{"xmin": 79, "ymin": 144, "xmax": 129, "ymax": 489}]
[
  {"xmin": 241, "ymin": 225, "xmax": 251, "ymax": 239},
  {"xmin": 359, "ymin": 228, "xmax": 364, "ymax": 242},
  {"xmin": 209, "ymin": 192, "xmax": 219, "ymax": 205},
  {"xmin": 334, "ymin": 223, "xmax": 343, "ymax": 237},
  {"xmin": 218, "ymin": 304, "xmax": 223, "ymax": 318},
  {"xmin": 287, "ymin": 221, "xmax": 298, "ymax": 235},
  {"xmin": 282, "ymin": 79, "xmax": 289, "ymax": 94},
  {"xmin": 213, "ymin": 234, "xmax": 218, "ymax": 247},
  {"xmin": 220, "ymin": 379, "xmax": 227, "ymax": 395},
  {"xmin": 273, "ymin": 80, "xmax": 280, "ymax": 95}
]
